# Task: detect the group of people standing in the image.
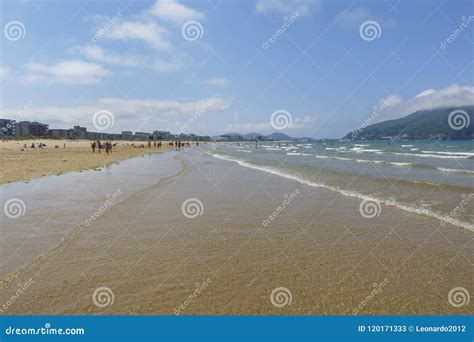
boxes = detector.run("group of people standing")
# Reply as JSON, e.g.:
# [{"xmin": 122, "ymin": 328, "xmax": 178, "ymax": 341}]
[{"xmin": 91, "ymin": 140, "xmax": 113, "ymax": 154}]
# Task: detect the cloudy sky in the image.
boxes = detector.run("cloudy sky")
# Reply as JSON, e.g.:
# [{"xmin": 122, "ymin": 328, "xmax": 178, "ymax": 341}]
[{"xmin": 0, "ymin": 0, "xmax": 472, "ymax": 138}]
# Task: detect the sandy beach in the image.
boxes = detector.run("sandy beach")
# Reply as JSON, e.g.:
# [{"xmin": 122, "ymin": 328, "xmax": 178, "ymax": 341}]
[
  {"xmin": 0, "ymin": 147, "xmax": 472, "ymax": 315},
  {"xmin": 0, "ymin": 139, "xmax": 173, "ymax": 184}
]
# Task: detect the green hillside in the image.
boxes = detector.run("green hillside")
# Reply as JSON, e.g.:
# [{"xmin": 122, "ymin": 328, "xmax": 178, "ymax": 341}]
[{"xmin": 345, "ymin": 106, "xmax": 473, "ymax": 140}]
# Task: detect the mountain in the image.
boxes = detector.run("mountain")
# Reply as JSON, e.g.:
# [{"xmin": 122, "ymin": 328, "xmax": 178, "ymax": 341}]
[
  {"xmin": 243, "ymin": 133, "xmax": 264, "ymax": 140},
  {"xmin": 344, "ymin": 106, "xmax": 474, "ymax": 140},
  {"xmin": 266, "ymin": 132, "xmax": 293, "ymax": 141}
]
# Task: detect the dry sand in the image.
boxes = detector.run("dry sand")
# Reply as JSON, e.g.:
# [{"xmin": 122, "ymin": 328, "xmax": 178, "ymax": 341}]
[
  {"xmin": 0, "ymin": 139, "xmax": 173, "ymax": 184},
  {"xmin": 0, "ymin": 149, "xmax": 472, "ymax": 315}
]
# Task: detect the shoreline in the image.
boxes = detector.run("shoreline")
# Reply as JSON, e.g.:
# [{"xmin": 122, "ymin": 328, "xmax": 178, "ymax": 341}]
[
  {"xmin": 0, "ymin": 149, "xmax": 472, "ymax": 315},
  {"xmin": 0, "ymin": 139, "xmax": 183, "ymax": 185}
]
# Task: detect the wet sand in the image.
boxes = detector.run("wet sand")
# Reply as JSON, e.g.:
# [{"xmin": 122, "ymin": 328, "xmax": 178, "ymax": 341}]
[
  {"xmin": 0, "ymin": 148, "xmax": 472, "ymax": 315},
  {"xmin": 0, "ymin": 139, "xmax": 173, "ymax": 184}
]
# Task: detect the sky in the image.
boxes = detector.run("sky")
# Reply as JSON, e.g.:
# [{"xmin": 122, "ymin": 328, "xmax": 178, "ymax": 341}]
[{"xmin": 0, "ymin": 0, "xmax": 473, "ymax": 138}]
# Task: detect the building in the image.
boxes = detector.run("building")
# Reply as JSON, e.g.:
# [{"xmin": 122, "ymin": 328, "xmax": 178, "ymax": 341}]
[
  {"xmin": 134, "ymin": 132, "xmax": 151, "ymax": 140},
  {"xmin": 70, "ymin": 126, "xmax": 87, "ymax": 139},
  {"xmin": 15, "ymin": 121, "xmax": 49, "ymax": 136},
  {"xmin": 152, "ymin": 130, "xmax": 171, "ymax": 140},
  {"xmin": 0, "ymin": 119, "xmax": 15, "ymax": 136},
  {"xmin": 48, "ymin": 129, "xmax": 69, "ymax": 138},
  {"xmin": 121, "ymin": 131, "xmax": 133, "ymax": 140}
]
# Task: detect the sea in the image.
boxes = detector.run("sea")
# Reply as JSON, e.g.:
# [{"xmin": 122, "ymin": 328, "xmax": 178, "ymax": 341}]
[{"xmin": 210, "ymin": 140, "xmax": 474, "ymax": 231}]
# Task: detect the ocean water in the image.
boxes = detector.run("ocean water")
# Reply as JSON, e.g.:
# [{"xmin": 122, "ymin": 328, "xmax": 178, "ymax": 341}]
[{"xmin": 210, "ymin": 140, "xmax": 474, "ymax": 231}]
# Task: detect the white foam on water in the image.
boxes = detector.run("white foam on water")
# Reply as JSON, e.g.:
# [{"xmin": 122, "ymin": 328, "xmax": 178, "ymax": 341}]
[
  {"xmin": 393, "ymin": 152, "xmax": 470, "ymax": 159},
  {"xmin": 421, "ymin": 150, "xmax": 474, "ymax": 156},
  {"xmin": 437, "ymin": 167, "xmax": 474, "ymax": 174},
  {"xmin": 401, "ymin": 145, "xmax": 414, "ymax": 147},
  {"xmin": 210, "ymin": 153, "xmax": 474, "ymax": 232}
]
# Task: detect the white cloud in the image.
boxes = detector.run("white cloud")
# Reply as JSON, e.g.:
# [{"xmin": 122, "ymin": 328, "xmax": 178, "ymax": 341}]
[
  {"xmin": 103, "ymin": 21, "xmax": 171, "ymax": 50},
  {"xmin": 256, "ymin": 0, "xmax": 317, "ymax": 16},
  {"xmin": 374, "ymin": 84, "xmax": 474, "ymax": 121},
  {"xmin": 0, "ymin": 97, "xmax": 231, "ymax": 132},
  {"xmin": 0, "ymin": 67, "xmax": 9, "ymax": 78},
  {"xmin": 149, "ymin": 0, "xmax": 205, "ymax": 24},
  {"xmin": 205, "ymin": 77, "xmax": 230, "ymax": 87},
  {"xmin": 77, "ymin": 45, "xmax": 144, "ymax": 67},
  {"xmin": 152, "ymin": 60, "xmax": 183, "ymax": 73},
  {"xmin": 225, "ymin": 115, "xmax": 315, "ymax": 132},
  {"xmin": 23, "ymin": 60, "xmax": 109, "ymax": 84}
]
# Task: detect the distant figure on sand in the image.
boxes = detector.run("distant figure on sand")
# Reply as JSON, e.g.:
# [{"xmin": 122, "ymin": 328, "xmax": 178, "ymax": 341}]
[{"xmin": 91, "ymin": 141, "xmax": 96, "ymax": 153}]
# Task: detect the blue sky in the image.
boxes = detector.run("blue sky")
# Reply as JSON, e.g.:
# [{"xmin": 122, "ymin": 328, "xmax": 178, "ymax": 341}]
[{"xmin": 0, "ymin": 0, "xmax": 472, "ymax": 138}]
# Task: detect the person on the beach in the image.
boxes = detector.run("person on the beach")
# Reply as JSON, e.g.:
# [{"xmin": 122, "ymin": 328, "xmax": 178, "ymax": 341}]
[{"xmin": 91, "ymin": 141, "xmax": 96, "ymax": 153}]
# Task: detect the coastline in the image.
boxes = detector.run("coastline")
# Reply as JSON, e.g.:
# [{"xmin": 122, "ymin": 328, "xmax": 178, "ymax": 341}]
[
  {"xmin": 0, "ymin": 139, "xmax": 176, "ymax": 185},
  {"xmin": 1, "ymin": 148, "xmax": 472, "ymax": 315}
]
